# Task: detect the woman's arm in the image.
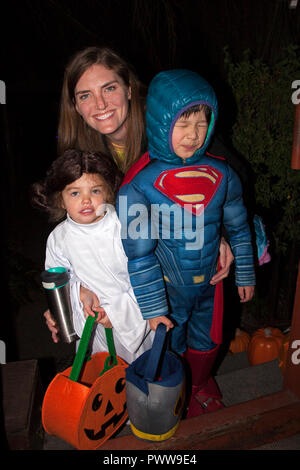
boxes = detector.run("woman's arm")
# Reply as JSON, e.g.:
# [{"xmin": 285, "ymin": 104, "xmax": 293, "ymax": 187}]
[
  {"xmin": 210, "ymin": 237, "xmax": 234, "ymax": 285},
  {"xmin": 44, "ymin": 309, "xmax": 59, "ymax": 343}
]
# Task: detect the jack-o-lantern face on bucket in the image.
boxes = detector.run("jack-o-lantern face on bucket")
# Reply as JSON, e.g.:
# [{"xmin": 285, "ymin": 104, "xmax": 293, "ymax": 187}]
[{"xmin": 79, "ymin": 364, "xmax": 128, "ymax": 449}]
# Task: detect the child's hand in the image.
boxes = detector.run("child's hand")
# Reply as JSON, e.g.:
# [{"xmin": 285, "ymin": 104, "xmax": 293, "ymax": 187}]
[
  {"xmin": 238, "ymin": 286, "xmax": 255, "ymax": 303},
  {"xmin": 149, "ymin": 315, "xmax": 174, "ymax": 332},
  {"xmin": 97, "ymin": 313, "xmax": 113, "ymax": 329},
  {"xmin": 91, "ymin": 307, "xmax": 107, "ymax": 321},
  {"xmin": 86, "ymin": 306, "xmax": 112, "ymax": 327},
  {"xmin": 80, "ymin": 285, "xmax": 101, "ymax": 318},
  {"xmin": 82, "ymin": 306, "xmax": 106, "ymax": 321}
]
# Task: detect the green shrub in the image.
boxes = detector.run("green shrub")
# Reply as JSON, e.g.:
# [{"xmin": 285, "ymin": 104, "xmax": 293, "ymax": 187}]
[{"xmin": 224, "ymin": 45, "xmax": 300, "ymax": 254}]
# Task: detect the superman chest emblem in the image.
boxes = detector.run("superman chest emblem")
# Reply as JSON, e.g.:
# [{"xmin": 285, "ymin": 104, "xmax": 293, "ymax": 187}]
[{"xmin": 154, "ymin": 165, "xmax": 223, "ymax": 215}]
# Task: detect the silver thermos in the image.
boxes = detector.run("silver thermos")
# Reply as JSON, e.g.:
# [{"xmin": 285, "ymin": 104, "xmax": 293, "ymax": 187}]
[{"xmin": 41, "ymin": 267, "xmax": 78, "ymax": 343}]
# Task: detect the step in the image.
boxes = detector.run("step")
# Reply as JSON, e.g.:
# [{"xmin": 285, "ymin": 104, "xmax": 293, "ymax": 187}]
[
  {"xmin": 216, "ymin": 356, "xmax": 283, "ymax": 407},
  {"xmin": 216, "ymin": 350, "xmax": 251, "ymax": 375}
]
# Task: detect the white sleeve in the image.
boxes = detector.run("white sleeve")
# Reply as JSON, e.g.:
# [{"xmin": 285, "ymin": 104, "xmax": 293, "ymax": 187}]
[
  {"xmin": 100, "ymin": 288, "xmax": 151, "ymax": 354},
  {"xmin": 45, "ymin": 231, "xmax": 85, "ymax": 338}
]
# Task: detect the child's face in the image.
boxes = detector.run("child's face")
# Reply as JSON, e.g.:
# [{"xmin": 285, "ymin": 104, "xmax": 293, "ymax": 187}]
[
  {"xmin": 61, "ymin": 173, "xmax": 108, "ymax": 224},
  {"xmin": 172, "ymin": 109, "xmax": 208, "ymax": 161}
]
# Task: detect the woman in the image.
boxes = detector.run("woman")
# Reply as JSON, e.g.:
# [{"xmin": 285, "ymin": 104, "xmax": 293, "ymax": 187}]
[
  {"xmin": 57, "ymin": 46, "xmax": 146, "ymax": 173},
  {"xmin": 45, "ymin": 46, "xmax": 233, "ymax": 342}
]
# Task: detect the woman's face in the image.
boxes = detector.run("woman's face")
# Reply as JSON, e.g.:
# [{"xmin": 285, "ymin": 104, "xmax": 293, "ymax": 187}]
[{"xmin": 74, "ymin": 64, "xmax": 131, "ymax": 145}]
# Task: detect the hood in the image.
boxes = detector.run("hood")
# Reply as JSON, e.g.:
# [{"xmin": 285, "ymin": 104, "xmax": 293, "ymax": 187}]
[{"xmin": 146, "ymin": 69, "xmax": 218, "ymax": 165}]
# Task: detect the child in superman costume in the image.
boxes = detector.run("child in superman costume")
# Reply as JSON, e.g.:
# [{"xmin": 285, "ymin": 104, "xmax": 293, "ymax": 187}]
[{"xmin": 117, "ymin": 69, "xmax": 255, "ymax": 418}]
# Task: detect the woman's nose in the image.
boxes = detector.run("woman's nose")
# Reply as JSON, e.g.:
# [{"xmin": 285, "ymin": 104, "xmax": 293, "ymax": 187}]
[{"xmin": 94, "ymin": 92, "xmax": 107, "ymax": 110}]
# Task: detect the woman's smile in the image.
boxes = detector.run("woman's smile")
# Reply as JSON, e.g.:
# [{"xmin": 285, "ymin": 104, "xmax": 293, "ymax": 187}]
[{"xmin": 94, "ymin": 111, "xmax": 115, "ymax": 121}]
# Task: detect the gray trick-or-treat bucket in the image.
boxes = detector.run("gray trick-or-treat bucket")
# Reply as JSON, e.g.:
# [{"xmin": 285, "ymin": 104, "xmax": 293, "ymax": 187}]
[{"xmin": 125, "ymin": 323, "xmax": 185, "ymax": 441}]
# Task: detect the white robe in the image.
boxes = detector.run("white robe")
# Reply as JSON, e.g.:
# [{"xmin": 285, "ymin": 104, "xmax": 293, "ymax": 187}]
[{"xmin": 45, "ymin": 206, "xmax": 153, "ymax": 363}]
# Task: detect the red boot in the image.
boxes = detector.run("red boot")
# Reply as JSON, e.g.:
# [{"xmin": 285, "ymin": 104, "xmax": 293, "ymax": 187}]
[{"xmin": 184, "ymin": 346, "xmax": 224, "ymax": 418}]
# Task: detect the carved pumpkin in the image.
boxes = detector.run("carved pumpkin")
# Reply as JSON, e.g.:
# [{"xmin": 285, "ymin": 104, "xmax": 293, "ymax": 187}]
[
  {"xmin": 278, "ymin": 332, "xmax": 291, "ymax": 374},
  {"xmin": 248, "ymin": 327, "xmax": 284, "ymax": 366},
  {"xmin": 42, "ymin": 352, "xmax": 128, "ymax": 450},
  {"xmin": 229, "ymin": 328, "xmax": 250, "ymax": 354}
]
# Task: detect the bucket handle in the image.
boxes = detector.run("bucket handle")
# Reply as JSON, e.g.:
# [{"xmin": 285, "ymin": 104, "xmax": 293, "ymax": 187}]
[
  {"xmin": 99, "ymin": 328, "xmax": 118, "ymax": 376},
  {"xmin": 144, "ymin": 323, "xmax": 167, "ymax": 382},
  {"xmin": 69, "ymin": 313, "xmax": 117, "ymax": 382}
]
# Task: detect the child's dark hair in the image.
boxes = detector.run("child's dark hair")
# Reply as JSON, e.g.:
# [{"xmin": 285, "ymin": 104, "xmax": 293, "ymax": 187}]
[
  {"xmin": 180, "ymin": 103, "xmax": 212, "ymax": 122},
  {"xmin": 31, "ymin": 149, "xmax": 123, "ymax": 222}
]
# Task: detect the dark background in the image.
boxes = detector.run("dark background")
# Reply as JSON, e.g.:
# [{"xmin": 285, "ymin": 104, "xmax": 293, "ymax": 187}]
[
  {"xmin": 0, "ymin": 0, "xmax": 299, "ymax": 362},
  {"xmin": 1, "ymin": 0, "xmax": 299, "ymax": 187}
]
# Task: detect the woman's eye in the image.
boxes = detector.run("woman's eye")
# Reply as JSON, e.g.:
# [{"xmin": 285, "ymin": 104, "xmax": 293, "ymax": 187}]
[
  {"xmin": 71, "ymin": 191, "xmax": 79, "ymax": 197},
  {"xmin": 79, "ymin": 93, "xmax": 89, "ymax": 101},
  {"xmin": 105, "ymin": 85, "xmax": 116, "ymax": 93},
  {"xmin": 92, "ymin": 189, "xmax": 101, "ymax": 194}
]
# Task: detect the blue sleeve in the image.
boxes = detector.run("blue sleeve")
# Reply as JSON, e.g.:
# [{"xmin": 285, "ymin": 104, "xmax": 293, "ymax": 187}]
[
  {"xmin": 223, "ymin": 166, "xmax": 256, "ymax": 286},
  {"xmin": 116, "ymin": 183, "xmax": 169, "ymax": 319}
]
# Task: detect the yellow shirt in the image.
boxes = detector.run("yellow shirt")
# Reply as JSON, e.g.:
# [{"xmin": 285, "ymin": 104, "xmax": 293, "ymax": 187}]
[{"xmin": 110, "ymin": 141, "xmax": 125, "ymax": 165}]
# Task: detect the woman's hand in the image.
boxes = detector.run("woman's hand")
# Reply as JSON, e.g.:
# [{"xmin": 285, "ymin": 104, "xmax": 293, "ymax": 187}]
[
  {"xmin": 210, "ymin": 237, "xmax": 234, "ymax": 285},
  {"xmin": 44, "ymin": 309, "xmax": 59, "ymax": 343},
  {"xmin": 149, "ymin": 315, "xmax": 174, "ymax": 332}
]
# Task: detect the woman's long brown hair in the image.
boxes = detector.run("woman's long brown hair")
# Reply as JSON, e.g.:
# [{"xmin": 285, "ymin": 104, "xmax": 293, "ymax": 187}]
[{"xmin": 57, "ymin": 46, "xmax": 146, "ymax": 173}]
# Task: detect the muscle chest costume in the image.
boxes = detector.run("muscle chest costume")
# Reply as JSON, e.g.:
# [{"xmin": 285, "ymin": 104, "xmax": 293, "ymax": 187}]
[
  {"xmin": 45, "ymin": 206, "xmax": 153, "ymax": 364},
  {"xmin": 117, "ymin": 69, "xmax": 255, "ymax": 416}
]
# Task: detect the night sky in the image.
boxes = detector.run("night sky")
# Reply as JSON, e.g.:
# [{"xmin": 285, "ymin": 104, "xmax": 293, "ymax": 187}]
[{"xmin": 1, "ymin": 0, "xmax": 299, "ymax": 187}]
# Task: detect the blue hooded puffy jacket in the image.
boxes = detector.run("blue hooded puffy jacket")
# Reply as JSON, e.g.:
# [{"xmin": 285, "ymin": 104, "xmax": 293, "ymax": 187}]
[{"xmin": 117, "ymin": 70, "xmax": 255, "ymax": 332}]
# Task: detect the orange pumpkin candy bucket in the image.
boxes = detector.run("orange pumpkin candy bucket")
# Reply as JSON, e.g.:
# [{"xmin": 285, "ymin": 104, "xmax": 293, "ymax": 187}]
[{"xmin": 42, "ymin": 315, "xmax": 128, "ymax": 450}]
